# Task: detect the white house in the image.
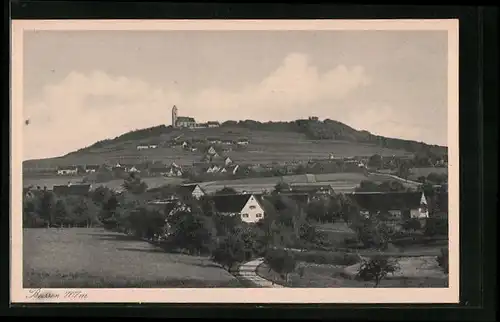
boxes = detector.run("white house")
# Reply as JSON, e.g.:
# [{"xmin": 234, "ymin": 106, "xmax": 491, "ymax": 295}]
[
  {"xmin": 207, "ymin": 146, "xmax": 217, "ymax": 155},
  {"xmin": 57, "ymin": 167, "xmax": 78, "ymax": 175},
  {"xmin": 206, "ymin": 165, "xmax": 221, "ymax": 173},
  {"xmin": 149, "ymin": 144, "xmax": 158, "ymax": 149},
  {"xmin": 137, "ymin": 145, "xmax": 149, "ymax": 150},
  {"xmin": 237, "ymin": 138, "xmax": 249, "ymax": 146},
  {"xmin": 224, "ymin": 157, "xmax": 233, "ymax": 166},
  {"xmin": 210, "ymin": 194, "xmax": 265, "ymax": 224},
  {"xmin": 179, "ymin": 184, "xmax": 206, "ymax": 200},
  {"xmin": 126, "ymin": 166, "xmax": 141, "ymax": 173}
]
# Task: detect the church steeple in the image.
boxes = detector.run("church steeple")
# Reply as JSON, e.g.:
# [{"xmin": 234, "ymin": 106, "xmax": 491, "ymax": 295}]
[{"xmin": 172, "ymin": 105, "xmax": 178, "ymax": 128}]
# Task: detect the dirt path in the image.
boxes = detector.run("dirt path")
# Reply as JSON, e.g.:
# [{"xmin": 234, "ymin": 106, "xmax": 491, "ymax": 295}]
[{"xmin": 237, "ymin": 258, "xmax": 285, "ymax": 288}]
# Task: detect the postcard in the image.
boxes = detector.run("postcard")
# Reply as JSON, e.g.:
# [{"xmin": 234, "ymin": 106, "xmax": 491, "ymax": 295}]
[{"xmin": 11, "ymin": 19, "xmax": 459, "ymax": 304}]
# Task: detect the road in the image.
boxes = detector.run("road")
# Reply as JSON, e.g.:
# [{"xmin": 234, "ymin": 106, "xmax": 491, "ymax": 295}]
[{"xmin": 237, "ymin": 258, "xmax": 285, "ymax": 288}]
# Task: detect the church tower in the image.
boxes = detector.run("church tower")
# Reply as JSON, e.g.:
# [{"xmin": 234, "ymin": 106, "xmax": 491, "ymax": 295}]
[{"xmin": 172, "ymin": 105, "xmax": 178, "ymax": 128}]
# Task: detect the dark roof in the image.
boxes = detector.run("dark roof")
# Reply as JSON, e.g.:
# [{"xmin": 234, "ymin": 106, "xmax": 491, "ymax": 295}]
[
  {"xmin": 178, "ymin": 184, "xmax": 203, "ymax": 195},
  {"xmin": 272, "ymin": 192, "xmax": 310, "ymax": 204},
  {"xmin": 85, "ymin": 165, "xmax": 100, "ymax": 170},
  {"xmin": 347, "ymin": 192, "xmax": 424, "ymax": 211},
  {"xmin": 209, "ymin": 194, "xmax": 253, "ymax": 213},
  {"xmin": 53, "ymin": 184, "xmax": 91, "ymax": 195}
]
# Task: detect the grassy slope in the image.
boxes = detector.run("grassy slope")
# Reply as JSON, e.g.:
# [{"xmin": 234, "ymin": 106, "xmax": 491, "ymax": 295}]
[
  {"xmin": 23, "ymin": 126, "xmax": 417, "ymax": 170},
  {"xmin": 23, "ymin": 228, "xmax": 241, "ymax": 288}
]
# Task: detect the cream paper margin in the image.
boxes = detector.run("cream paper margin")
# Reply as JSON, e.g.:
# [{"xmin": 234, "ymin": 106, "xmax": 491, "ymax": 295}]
[{"xmin": 10, "ymin": 19, "xmax": 459, "ymax": 304}]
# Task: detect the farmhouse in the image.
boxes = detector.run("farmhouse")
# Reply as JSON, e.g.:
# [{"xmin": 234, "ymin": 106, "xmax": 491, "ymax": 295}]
[
  {"xmin": 237, "ymin": 138, "xmax": 249, "ymax": 146},
  {"xmin": 53, "ymin": 183, "xmax": 91, "ymax": 196},
  {"xmin": 84, "ymin": 165, "xmax": 100, "ymax": 173},
  {"xmin": 178, "ymin": 184, "xmax": 206, "ymax": 200},
  {"xmin": 57, "ymin": 167, "xmax": 78, "ymax": 175},
  {"xmin": 207, "ymin": 121, "xmax": 220, "ymax": 128},
  {"xmin": 347, "ymin": 191, "xmax": 430, "ymax": 223},
  {"xmin": 209, "ymin": 194, "xmax": 265, "ymax": 223}
]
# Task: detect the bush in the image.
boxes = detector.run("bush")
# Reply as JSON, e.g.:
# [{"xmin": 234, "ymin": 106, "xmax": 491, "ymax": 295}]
[
  {"xmin": 437, "ymin": 247, "xmax": 449, "ymax": 274},
  {"xmin": 294, "ymin": 250, "xmax": 361, "ymax": 266}
]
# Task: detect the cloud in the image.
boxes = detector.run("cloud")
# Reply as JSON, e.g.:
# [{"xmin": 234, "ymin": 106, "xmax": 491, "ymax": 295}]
[{"xmin": 23, "ymin": 52, "xmax": 371, "ymax": 160}]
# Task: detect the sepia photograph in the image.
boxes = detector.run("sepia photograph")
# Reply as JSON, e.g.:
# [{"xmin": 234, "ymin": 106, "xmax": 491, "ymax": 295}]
[{"xmin": 11, "ymin": 19, "xmax": 459, "ymax": 303}]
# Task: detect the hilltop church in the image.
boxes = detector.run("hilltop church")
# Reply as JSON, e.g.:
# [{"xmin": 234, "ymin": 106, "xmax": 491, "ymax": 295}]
[{"xmin": 171, "ymin": 105, "xmax": 220, "ymax": 129}]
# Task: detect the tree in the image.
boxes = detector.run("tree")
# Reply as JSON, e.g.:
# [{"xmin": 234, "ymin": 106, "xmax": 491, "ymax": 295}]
[
  {"xmin": 211, "ymin": 233, "xmax": 246, "ymax": 272},
  {"xmin": 265, "ymin": 248, "xmax": 297, "ymax": 284},
  {"xmin": 52, "ymin": 199, "xmax": 69, "ymax": 227},
  {"xmin": 166, "ymin": 208, "xmax": 216, "ymax": 255},
  {"xmin": 71, "ymin": 197, "xmax": 100, "ymax": 228},
  {"xmin": 402, "ymin": 217, "xmax": 422, "ymax": 232},
  {"xmin": 436, "ymin": 247, "xmax": 449, "ymax": 274},
  {"xmin": 367, "ymin": 154, "xmax": 383, "ymax": 169},
  {"xmin": 357, "ymin": 256, "xmax": 400, "ymax": 287},
  {"xmin": 424, "ymin": 217, "xmax": 448, "ymax": 237},
  {"xmin": 396, "ymin": 162, "xmax": 411, "ymax": 180},
  {"xmin": 39, "ymin": 190, "xmax": 55, "ymax": 227},
  {"xmin": 351, "ymin": 216, "xmax": 392, "ymax": 250},
  {"xmin": 273, "ymin": 182, "xmax": 291, "ymax": 194},
  {"xmin": 122, "ymin": 173, "xmax": 148, "ymax": 195},
  {"xmin": 355, "ymin": 180, "xmax": 380, "ymax": 192}
]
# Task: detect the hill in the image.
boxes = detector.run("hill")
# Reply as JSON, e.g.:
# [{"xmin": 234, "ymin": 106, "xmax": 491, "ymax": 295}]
[{"xmin": 23, "ymin": 119, "xmax": 447, "ymax": 170}]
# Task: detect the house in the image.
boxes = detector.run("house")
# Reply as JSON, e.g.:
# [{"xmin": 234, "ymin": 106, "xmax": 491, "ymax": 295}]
[
  {"xmin": 347, "ymin": 191, "xmax": 430, "ymax": 225},
  {"xmin": 52, "ymin": 183, "xmax": 91, "ymax": 196},
  {"xmin": 137, "ymin": 145, "xmax": 149, "ymax": 150},
  {"xmin": 207, "ymin": 138, "xmax": 221, "ymax": 144},
  {"xmin": 84, "ymin": 165, "xmax": 100, "ymax": 173},
  {"xmin": 126, "ymin": 166, "xmax": 141, "ymax": 173},
  {"xmin": 206, "ymin": 164, "xmax": 222, "ymax": 174},
  {"xmin": 222, "ymin": 139, "xmax": 234, "ymax": 145},
  {"xmin": 166, "ymin": 163, "xmax": 183, "ymax": 177},
  {"xmin": 176, "ymin": 116, "xmax": 197, "ymax": 128},
  {"xmin": 206, "ymin": 145, "xmax": 218, "ymax": 155},
  {"xmin": 149, "ymin": 144, "xmax": 158, "ymax": 149},
  {"xmin": 207, "ymin": 121, "xmax": 220, "ymax": 128},
  {"xmin": 220, "ymin": 164, "xmax": 240, "ymax": 175},
  {"xmin": 56, "ymin": 167, "xmax": 78, "ymax": 175},
  {"xmin": 178, "ymin": 184, "xmax": 206, "ymax": 200},
  {"xmin": 237, "ymin": 138, "xmax": 249, "ymax": 146},
  {"xmin": 224, "ymin": 157, "xmax": 233, "ymax": 166},
  {"xmin": 181, "ymin": 141, "xmax": 190, "ymax": 148},
  {"xmin": 209, "ymin": 194, "xmax": 266, "ymax": 223}
]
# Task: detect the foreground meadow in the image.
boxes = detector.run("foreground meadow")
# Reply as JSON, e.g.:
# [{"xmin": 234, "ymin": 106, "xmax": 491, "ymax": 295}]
[{"xmin": 23, "ymin": 228, "xmax": 242, "ymax": 288}]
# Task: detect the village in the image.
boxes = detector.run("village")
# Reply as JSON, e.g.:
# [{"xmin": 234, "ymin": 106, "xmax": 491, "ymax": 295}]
[{"xmin": 23, "ymin": 105, "xmax": 449, "ymax": 289}]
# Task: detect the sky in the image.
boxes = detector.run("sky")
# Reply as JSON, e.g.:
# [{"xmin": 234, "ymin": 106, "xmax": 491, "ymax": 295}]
[{"xmin": 22, "ymin": 30, "xmax": 449, "ymax": 160}]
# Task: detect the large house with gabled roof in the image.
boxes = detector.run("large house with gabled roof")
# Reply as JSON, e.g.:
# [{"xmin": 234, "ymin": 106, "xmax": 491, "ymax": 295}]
[{"xmin": 209, "ymin": 193, "xmax": 266, "ymax": 223}]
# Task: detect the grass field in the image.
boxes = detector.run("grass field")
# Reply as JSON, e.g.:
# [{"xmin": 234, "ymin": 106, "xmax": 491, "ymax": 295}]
[
  {"xmin": 200, "ymin": 172, "xmax": 384, "ymax": 194},
  {"xmin": 257, "ymin": 255, "xmax": 448, "ymax": 288},
  {"xmin": 23, "ymin": 128, "xmax": 414, "ymax": 170},
  {"xmin": 23, "ymin": 176, "xmax": 185, "ymax": 191},
  {"xmin": 23, "ymin": 228, "xmax": 241, "ymax": 288}
]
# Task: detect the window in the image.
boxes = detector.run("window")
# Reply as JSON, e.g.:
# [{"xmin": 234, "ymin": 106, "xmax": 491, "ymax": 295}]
[
  {"xmin": 249, "ymin": 205, "xmax": 256, "ymax": 209},
  {"xmin": 256, "ymin": 213, "xmax": 262, "ymax": 218},
  {"xmin": 242, "ymin": 213, "xmax": 249, "ymax": 218}
]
